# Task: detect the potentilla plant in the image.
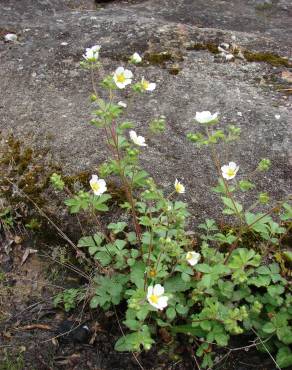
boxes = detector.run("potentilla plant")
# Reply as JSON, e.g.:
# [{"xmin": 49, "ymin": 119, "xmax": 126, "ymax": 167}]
[{"xmin": 50, "ymin": 47, "xmax": 292, "ymax": 369}]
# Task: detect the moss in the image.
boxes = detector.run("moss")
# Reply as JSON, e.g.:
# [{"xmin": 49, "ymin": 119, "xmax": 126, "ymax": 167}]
[
  {"xmin": 186, "ymin": 42, "xmax": 220, "ymax": 54},
  {"xmin": 17, "ymin": 148, "xmax": 33, "ymax": 175},
  {"xmin": 144, "ymin": 51, "xmax": 174, "ymax": 65},
  {"xmin": 143, "ymin": 51, "xmax": 183, "ymax": 74},
  {"xmin": 255, "ymin": 3, "xmax": 274, "ymax": 11},
  {"xmin": 0, "ymin": 135, "xmax": 49, "ymax": 206},
  {"xmin": 64, "ymin": 171, "xmax": 91, "ymax": 189},
  {"xmin": 168, "ymin": 65, "xmax": 181, "ymax": 75},
  {"xmin": 243, "ymin": 51, "xmax": 292, "ymax": 68}
]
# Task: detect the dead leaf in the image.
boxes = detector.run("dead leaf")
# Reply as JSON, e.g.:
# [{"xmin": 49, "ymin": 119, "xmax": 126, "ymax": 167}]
[{"xmin": 21, "ymin": 248, "xmax": 38, "ymax": 265}]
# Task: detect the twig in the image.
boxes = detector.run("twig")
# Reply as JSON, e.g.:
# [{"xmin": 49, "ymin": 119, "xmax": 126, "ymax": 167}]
[
  {"xmin": 251, "ymin": 328, "xmax": 281, "ymax": 370},
  {"xmin": 16, "ymin": 324, "xmax": 52, "ymax": 331}
]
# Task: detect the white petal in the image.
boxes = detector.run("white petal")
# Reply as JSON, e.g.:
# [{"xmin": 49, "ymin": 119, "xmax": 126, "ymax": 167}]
[
  {"xmin": 124, "ymin": 69, "xmax": 133, "ymax": 79},
  {"xmin": 91, "ymin": 174, "xmax": 99, "ymax": 182},
  {"xmin": 115, "ymin": 66, "xmax": 125, "ymax": 75},
  {"xmin": 229, "ymin": 162, "xmax": 237, "ymax": 169},
  {"xmin": 157, "ymin": 296, "xmax": 168, "ymax": 310},
  {"xmin": 147, "ymin": 83, "xmax": 156, "ymax": 91},
  {"xmin": 147, "ymin": 286, "xmax": 154, "ymax": 298},
  {"xmin": 118, "ymin": 101, "xmax": 127, "ymax": 108},
  {"xmin": 129, "ymin": 130, "xmax": 137, "ymax": 141},
  {"xmin": 153, "ymin": 284, "xmax": 164, "ymax": 297},
  {"xmin": 115, "ymin": 81, "xmax": 126, "ymax": 89}
]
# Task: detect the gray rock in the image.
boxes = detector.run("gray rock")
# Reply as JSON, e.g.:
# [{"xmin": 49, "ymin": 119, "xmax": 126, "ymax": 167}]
[{"xmin": 0, "ymin": 0, "xmax": 291, "ymax": 224}]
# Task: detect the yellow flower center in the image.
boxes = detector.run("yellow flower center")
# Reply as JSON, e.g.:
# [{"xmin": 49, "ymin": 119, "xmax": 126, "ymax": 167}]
[
  {"xmin": 226, "ymin": 169, "xmax": 235, "ymax": 177},
  {"xmin": 175, "ymin": 184, "xmax": 183, "ymax": 193},
  {"xmin": 117, "ymin": 73, "xmax": 126, "ymax": 83},
  {"xmin": 149, "ymin": 294, "xmax": 159, "ymax": 304},
  {"xmin": 91, "ymin": 182, "xmax": 100, "ymax": 192},
  {"xmin": 186, "ymin": 253, "xmax": 192, "ymax": 260},
  {"xmin": 142, "ymin": 80, "xmax": 149, "ymax": 90},
  {"xmin": 149, "ymin": 269, "xmax": 157, "ymax": 278}
]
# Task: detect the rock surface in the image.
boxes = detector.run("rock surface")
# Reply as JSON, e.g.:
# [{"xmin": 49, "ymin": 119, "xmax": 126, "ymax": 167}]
[{"xmin": 0, "ymin": 0, "xmax": 291, "ymax": 223}]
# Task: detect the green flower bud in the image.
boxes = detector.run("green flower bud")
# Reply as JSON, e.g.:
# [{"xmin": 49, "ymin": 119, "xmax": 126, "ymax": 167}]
[
  {"xmin": 258, "ymin": 158, "xmax": 271, "ymax": 172},
  {"xmin": 259, "ymin": 192, "xmax": 269, "ymax": 205},
  {"xmin": 90, "ymin": 94, "xmax": 97, "ymax": 102}
]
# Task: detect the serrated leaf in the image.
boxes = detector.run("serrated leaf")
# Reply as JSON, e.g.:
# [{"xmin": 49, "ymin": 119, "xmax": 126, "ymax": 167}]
[
  {"xmin": 221, "ymin": 196, "xmax": 243, "ymax": 214},
  {"xmin": 276, "ymin": 347, "xmax": 292, "ymax": 368},
  {"xmin": 130, "ymin": 261, "xmax": 145, "ymax": 289}
]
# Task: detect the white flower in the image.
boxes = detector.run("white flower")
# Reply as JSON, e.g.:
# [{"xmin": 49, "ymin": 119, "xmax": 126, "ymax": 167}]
[
  {"xmin": 195, "ymin": 111, "xmax": 218, "ymax": 124},
  {"xmin": 221, "ymin": 162, "xmax": 239, "ymax": 180},
  {"xmin": 113, "ymin": 67, "xmax": 133, "ymax": 89},
  {"xmin": 141, "ymin": 77, "xmax": 156, "ymax": 91},
  {"xmin": 129, "ymin": 130, "xmax": 147, "ymax": 147},
  {"xmin": 147, "ymin": 284, "xmax": 168, "ymax": 310},
  {"xmin": 131, "ymin": 52, "xmax": 142, "ymax": 64},
  {"xmin": 174, "ymin": 179, "xmax": 185, "ymax": 194},
  {"xmin": 275, "ymin": 114, "xmax": 281, "ymax": 120},
  {"xmin": 186, "ymin": 251, "xmax": 201, "ymax": 266},
  {"xmin": 224, "ymin": 53, "xmax": 234, "ymax": 61},
  {"xmin": 89, "ymin": 175, "xmax": 107, "ymax": 196},
  {"xmin": 83, "ymin": 45, "xmax": 101, "ymax": 62},
  {"xmin": 118, "ymin": 101, "xmax": 127, "ymax": 108},
  {"xmin": 4, "ymin": 33, "xmax": 17, "ymax": 42}
]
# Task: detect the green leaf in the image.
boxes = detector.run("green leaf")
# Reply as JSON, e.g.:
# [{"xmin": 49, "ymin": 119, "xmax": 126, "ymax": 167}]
[
  {"xmin": 267, "ymin": 285, "xmax": 284, "ymax": 296},
  {"xmin": 130, "ymin": 261, "xmax": 146, "ymax": 289},
  {"xmin": 65, "ymin": 191, "xmax": 90, "ymax": 213},
  {"xmin": 221, "ymin": 196, "xmax": 243, "ymax": 215},
  {"xmin": 171, "ymin": 325, "xmax": 206, "ymax": 337},
  {"xmin": 92, "ymin": 194, "xmax": 111, "ymax": 212},
  {"xmin": 283, "ymin": 251, "xmax": 292, "ymax": 262},
  {"xmin": 176, "ymin": 304, "xmax": 189, "ymax": 315},
  {"xmin": 164, "ymin": 274, "xmax": 192, "ymax": 292},
  {"xmin": 114, "ymin": 239, "xmax": 127, "ymax": 250},
  {"xmin": 196, "ymin": 264, "xmax": 212, "ymax": 273},
  {"xmin": 123, "ymin": 319, "xmax": 141, "ymax": 331},
  {"xmin": 239, "ymin": 180, "xmax": 255, "ymax": 192},
  {"xmin": 228, "ymin": 248, "xmax": 261, "ymax": 269},
  {"xmin": 248, "ymin": 275, "xmax": 271, "ymax": 287},
  {"xmin": 95, "ymin": 251, "xmax": 112, "ymax": 266},
  {"xmin": 277, "ymin": 326, "xmax": 292, "ymax": 344},
  {"xmin": 132, "ymin": 170, "xmax": 149, "ymax": 188},
  {"xmin": 115, "ymin": 326, "xmax": 154, "ymax": 352},
  {"xmin": 108, "ymin": 222, "xmax": 127, "ymax": 234},
  {"xmin": 245, "ymin": 212, "xmax": 271, "ymax": 235},
  {"xmin": 78, "ymin": 233, "xmax": 105, "ymax": 248},
  {"xmin": 262, "ymin": 322, "xmax": 276, "ymax": 334},
  {"xmin": 166, "ymin": 307, "xmax": 176, "ymax": 320},
  {"xmin": 276, "ymin": 347, "xmax": 292, "ymax": 368},
  {"xmin": 281, "ymin": 203, "xmax": 292, "ymax": 221}
]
